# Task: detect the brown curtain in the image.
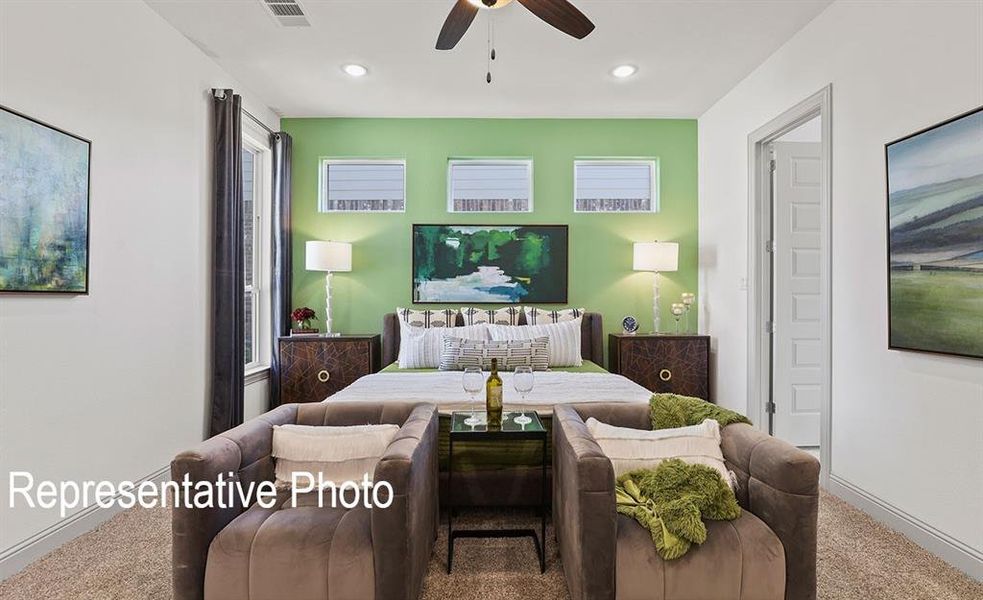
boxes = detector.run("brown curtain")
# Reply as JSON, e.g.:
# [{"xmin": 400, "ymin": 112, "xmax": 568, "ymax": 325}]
[
  {"xmin": 209, "ymin": 89, "xmax": 244, "ymax": 436},
  {"xmin": 268, "ymin": 132, "xmax": 292, "ymax": 408}
]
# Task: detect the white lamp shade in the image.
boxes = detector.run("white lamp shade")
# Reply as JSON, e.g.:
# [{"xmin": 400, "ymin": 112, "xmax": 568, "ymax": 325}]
[
  {"xmin": 306, "ymin": 241, "xmax": 352, "ymax": 272},
  {"xmin": 633, "ymin": 242, "xmax": 678, "ymax": 272}
]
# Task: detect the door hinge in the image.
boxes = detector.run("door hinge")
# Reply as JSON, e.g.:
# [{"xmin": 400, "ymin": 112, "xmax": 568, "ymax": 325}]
[
  {"xmin": 765, "ymin": 240, "xmax": 776, "ymax": 253},
  {"xmin": 765, "ymin": 320, "xmax": 776, "ymax": 334},
  {"xmin": 769, "ymin": 158, "xmax": 777, "ymax": 172},
  {"xmin": 766, "ymin": 401, "xmax": 776, "ymax": 414}
]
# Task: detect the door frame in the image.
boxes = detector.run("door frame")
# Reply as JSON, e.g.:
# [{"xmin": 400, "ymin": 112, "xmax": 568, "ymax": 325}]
[{"xmin": 746, "ymin": 85, "xmax": 832, "ymax": 487}]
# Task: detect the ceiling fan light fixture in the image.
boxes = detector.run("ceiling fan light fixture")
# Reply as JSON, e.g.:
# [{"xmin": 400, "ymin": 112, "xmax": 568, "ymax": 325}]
[
  {"xmin": 467, "ymin": 0, "xmax": 514, "ymax": 9},
  {"xmin": 612, "ymin": 64, "xmax": 638, "ymax": 79},
  {"xmin": 342, "ymin": 63, "xmax": 368, "ymax": 77}
]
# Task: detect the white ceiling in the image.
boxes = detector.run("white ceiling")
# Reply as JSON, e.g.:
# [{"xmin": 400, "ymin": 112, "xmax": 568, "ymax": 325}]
[{"xmin": 146, "ymin": 0, "xmax": 831, "ymax": 118}]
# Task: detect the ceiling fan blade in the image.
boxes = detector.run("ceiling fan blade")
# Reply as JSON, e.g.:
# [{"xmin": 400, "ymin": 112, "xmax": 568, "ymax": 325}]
[
  {"xmin": 436, "ymin": 0, "xmax": 480, "ymax": 50},
  {"xmin": 516, "ymin": 0, "xmax": 595, "ymax": 39}
]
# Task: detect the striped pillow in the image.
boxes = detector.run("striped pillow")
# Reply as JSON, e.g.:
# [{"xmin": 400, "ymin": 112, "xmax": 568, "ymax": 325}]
[
  {"xmin": 524, "ymin": 307, "xmax": 586, "ymax": 325},
  {"xmin": 487, "ymin": 317, "xmax": 583, "ymax": 367},
  {"xmin": 396, "ymin": 307, "xmax": 458, "ymax": 328},
  {"xmin": 439, "ymin": 336, "xmax": 550, "ymax": 371},
  {"xmin": 460, "ymin": 306, "xmax": 523, "ymax": 326},
  {"xmin": 397, "ymin": 319, "xmax": 488, "ymax": 369},
  {"xmin": 586, "ymin": 418, "xmax": 734, "ymax": 488}
]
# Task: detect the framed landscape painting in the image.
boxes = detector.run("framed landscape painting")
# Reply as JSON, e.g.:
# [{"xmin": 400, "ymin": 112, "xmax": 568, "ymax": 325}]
[
  {"xmin": 0, "ymin": 105, "xmax": 90, "ymax": 294},
  {"xmin": 886, "ymin": 106, "xmax": 983, "ymax": 359},
  {"xmin": 412, "ymin": 224, "xmax": 568, "ymax": 304}
]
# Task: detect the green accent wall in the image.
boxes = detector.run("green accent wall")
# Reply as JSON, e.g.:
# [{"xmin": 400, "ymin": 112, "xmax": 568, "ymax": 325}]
[{"xmin": 283, "ymin": 118, "xmax": 698, "ymax": 366}]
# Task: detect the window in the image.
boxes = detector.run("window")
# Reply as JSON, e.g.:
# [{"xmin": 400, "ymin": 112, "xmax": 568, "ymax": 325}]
[
  {"xmin": 242, "ymin": 131, "xmax": 272, "ymax": 373},
  {"xmin": 448, "ymin": 159, "xmax": 533, "ymax": 213},
  {"xmin": 574, "ymin": 159, "xmax": 659, "ymax": 213},
  {"xmin": 319, "ymin": 159, "xmax": 405, "ymax": 212}
]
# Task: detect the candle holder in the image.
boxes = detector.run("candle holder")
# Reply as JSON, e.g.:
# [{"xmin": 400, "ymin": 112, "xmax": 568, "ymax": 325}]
[
  {"xmin": 671, "ymin": 303, "xmax": 686, "ymax": 334},
  {"xmin": 681, "ymin": 292, "xmax": 696, "ymax": 333}
]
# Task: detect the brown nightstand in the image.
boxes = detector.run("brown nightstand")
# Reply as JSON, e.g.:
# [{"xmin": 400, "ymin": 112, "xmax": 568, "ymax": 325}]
[
  {"xmin": 608, "ymin": 334, "xmax": 711, "ymax": 402},
  {"xmin": 277, "ymin": 335, "xmax": 381, "ymax": 405}
]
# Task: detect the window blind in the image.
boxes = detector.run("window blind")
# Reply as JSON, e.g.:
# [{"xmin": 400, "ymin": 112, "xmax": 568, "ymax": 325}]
[
  {"xmin": 320, "ymin": 161, "xmax": 405, "ymax": 212},
  {"xmin": 575, "ymin": 161, "xmax": 657, "ymax": 212},
  {"xmin": 449, "ymin": 161, "xmax": 532, "ymax": 212}
]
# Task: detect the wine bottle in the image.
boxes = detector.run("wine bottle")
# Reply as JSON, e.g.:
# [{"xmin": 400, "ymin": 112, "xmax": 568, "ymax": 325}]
[{"xmin": 485, "ymin": 358, "xmax": 503, "ymax": 428}]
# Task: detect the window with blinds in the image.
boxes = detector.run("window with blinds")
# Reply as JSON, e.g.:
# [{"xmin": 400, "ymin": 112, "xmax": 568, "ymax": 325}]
[
  {"xmin": 574, "ymin": 160, "xmax": 659, "ymax": 213},
  {"xmin": 319, "ymin": 160, "xmax": 405, "ymax": 212},
  {"xmin": 448, "ymin": 159, "xmax": 533, "ymax": 213}
]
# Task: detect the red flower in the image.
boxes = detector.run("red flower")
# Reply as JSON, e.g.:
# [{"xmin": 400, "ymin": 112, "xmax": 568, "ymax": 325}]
[{"xmin": 291, "ymin": 307, "xmax": 317, "ymax": 323}]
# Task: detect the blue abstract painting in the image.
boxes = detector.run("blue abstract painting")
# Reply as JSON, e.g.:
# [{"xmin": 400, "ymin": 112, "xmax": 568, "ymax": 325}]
[{"xmin": 0, "ymin": 106, "xmax": 90, "ymax": 293}]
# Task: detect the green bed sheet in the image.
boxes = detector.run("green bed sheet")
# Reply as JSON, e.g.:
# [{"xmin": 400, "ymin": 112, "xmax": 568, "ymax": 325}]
[{"xmin": 378, "ymin": 360, "xmax": 608, "ymax": 472}]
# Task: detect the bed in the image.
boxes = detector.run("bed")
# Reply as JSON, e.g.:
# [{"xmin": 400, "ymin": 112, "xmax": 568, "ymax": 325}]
[{"xmin": 326, "ymin": 312, "xmax": 654, "ymax": 506}]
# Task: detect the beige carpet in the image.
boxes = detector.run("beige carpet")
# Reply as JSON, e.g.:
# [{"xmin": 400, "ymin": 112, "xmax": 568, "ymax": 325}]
[{"xmin": 1, "ymin": 491, "xmax": 980, "ymax": 600}]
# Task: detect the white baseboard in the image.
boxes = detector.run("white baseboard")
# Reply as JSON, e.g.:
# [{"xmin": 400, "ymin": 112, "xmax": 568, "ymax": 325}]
[
  {"xmin": 827, "ymin": 474, "xmax": 983, "ymax": 581},
  {"xmin": 0, "ymin": 465, "xmax": 170, "ymax": 581}
]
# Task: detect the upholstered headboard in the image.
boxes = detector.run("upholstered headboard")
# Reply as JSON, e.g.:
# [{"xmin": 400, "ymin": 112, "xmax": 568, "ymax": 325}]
[{"xmin": 381, "ymin": 312, "xmax": 604, "ymax": 367}]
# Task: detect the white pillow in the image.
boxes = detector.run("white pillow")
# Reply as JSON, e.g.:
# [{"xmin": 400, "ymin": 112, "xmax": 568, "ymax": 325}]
[
  {"xmin": 585, "ymin": 418, "xmax": 734, "ymax": 488},
  {"xmin": 397, "ymin": 319, "xmax": 489, "ymax": 369},
  {"xmin": 487, "ymin": 317, "xmax": 582, "ymax": 367},
  {"xmin": 271, "ymin": 423, "xmax": 400, "ymax": 486},
  {"xmin": 395, "ymin": 307, "xmax": 458, "ymax": 328},
  {"xmin": 523, "ymin": 307, "xmax": 585, "ymax": 325},
  {"xmin": 460, "ymin": 306, "xmax": 523, "ymax": 326}
]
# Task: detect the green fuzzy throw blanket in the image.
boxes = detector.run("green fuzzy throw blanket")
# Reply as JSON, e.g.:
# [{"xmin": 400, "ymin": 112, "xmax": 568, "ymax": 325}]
[
  {"xmin": 616, "ymin": 459, "xmax": 741, "ymax": 560},
  {"xmin": 650, "ymin": 393, "xmax": 752, "ymax": 430}
]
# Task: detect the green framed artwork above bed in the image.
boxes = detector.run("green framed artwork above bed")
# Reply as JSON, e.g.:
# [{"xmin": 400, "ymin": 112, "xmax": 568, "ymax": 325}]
[
  {"xmin": 412, "ymin": 224, "xmax": 568, "ymax": 304},
  {"xmin": 886, "ymin": 105, "xmax": 983, "ymax": 359}
]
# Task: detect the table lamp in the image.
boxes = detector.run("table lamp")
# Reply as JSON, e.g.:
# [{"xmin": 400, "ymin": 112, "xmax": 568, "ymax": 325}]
[
  {"xmin": 633, "ymin": 241, "xmax": 679, "ymax": 334},
  {"xmin": 305, "ymin": 241, "xmax": 352, "ymax": 336}
]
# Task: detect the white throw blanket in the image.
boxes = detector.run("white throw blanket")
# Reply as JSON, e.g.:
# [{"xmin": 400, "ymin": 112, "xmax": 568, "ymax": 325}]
[{"xmin": 327, "ymin": 371, "xmax": 653, "ymax": 414}]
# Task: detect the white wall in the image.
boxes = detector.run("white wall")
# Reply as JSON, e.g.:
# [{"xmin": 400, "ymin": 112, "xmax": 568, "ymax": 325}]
[
  {"xmin": 699, "ymin": 0, "xmax": 983, "ymax": 575},
  {"xmin": 0, "ymin": 0, "xmax": 278, "ymax": 562}
]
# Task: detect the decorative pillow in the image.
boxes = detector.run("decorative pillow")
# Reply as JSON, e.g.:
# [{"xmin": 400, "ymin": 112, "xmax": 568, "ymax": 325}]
[
  {"xmin": 460, "ymin": 306, "xmax": 523, "ymax": 326},
  {"xmin": 271, "ymin": 423, "xmax": 400, "ymax": 486},
  {"xmin": 439, "ymin": 336, "xmax": 550, "ymax": 371},
  {"xmin": 487, "ymin": 317, "xmax": 582, "ymax": 367},
  {"xmin": 397, "ymin": 319, "xmax": 489, "ymax": 369},
  {"xmin": 524, "ymin": 307, "xmax": 586, "ymax": 325},
  {"xmin": 396, "ymin": 307, "xmax": 458, "ymax": 328},
  {"xmin": 585, "ymin": 418, "xmax": 734, "ymax": 488}
]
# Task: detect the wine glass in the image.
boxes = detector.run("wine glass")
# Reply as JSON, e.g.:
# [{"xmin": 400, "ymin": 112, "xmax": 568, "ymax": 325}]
[
  {"xmin": 681, "ymin": 293, "xmax": 696, "ymax": 333},
  {"xmin": 671, "ymin": 303, "xmax": 686, "ymax": 334},
  {"xmin": 462, "ymin": 367, "xmax": 484, "ymax": 427},
  {"xmin": 513, "ymin": 366, "xmax": 534, "ymax": 428}
]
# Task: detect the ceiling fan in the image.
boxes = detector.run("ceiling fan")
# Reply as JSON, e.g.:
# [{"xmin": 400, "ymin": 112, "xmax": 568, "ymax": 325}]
[{"xmin": 436, "ymin": 0, "xmax": 595, "ymax": 50}]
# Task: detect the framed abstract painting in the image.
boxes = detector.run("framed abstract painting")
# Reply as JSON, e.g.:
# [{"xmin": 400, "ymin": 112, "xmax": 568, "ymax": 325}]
[
  {"xmin": 412, "ymin": 224, "xmax": 568, "ymax": 304},
  {"xmin": 0, "ymin": 105, "xmax": 91, "ymax": 294},
  {"xmin": 886, "ymin": 106, "xmax": 982, "ymax": 359}
]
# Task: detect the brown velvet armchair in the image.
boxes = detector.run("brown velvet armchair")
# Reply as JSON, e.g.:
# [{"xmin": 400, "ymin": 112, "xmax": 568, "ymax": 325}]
[
  {"xmin": 553, "ymin": 403, "xmax": 820, "ymax": 600},
  {"xmin": 171, "ymin": 401, "xmax": 439, "ymax": 600}
]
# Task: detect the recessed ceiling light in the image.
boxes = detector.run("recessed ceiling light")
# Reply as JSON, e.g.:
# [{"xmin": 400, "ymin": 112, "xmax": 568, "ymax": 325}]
[
  {"xmin": 342, "ymin": 64, "xmax": 368, "ymax": 77},
  {"xmin": 612, "ymin": 64, "xmax": 637, "ymax": 79}
]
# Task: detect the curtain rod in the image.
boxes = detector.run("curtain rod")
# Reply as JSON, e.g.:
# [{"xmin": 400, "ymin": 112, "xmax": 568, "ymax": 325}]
[{"xmin": 212, "ymin": 88, "xmax": 276, "ymax": 136}]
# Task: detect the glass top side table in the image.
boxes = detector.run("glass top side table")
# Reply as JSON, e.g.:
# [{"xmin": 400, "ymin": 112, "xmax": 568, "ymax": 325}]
[{"xmin": 447, "ymin": 410, "xmax": 548, "ymax": 574}]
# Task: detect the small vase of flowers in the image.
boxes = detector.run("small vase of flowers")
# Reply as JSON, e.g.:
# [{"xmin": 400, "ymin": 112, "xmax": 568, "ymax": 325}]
[{"xmin": 291, "ymin": 307, "xmax": 319, "ymax": 335}]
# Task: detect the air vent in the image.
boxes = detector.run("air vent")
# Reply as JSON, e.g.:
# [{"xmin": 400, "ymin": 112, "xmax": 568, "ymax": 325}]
[{"xmin": 262, "ymin": 0, "xmax": 310, "ymax": 27}]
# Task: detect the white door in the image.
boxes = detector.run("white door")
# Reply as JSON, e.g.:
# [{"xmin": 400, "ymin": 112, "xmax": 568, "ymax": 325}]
[{"xmin": 771, "ymin": 141, "xmax": 822, "ymax": 446}]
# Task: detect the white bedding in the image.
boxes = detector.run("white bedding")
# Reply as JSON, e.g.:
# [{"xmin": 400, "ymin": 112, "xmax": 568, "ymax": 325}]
[{"xmin": 327, "ymin": 370, "xmax": 653, "ymax": 414}]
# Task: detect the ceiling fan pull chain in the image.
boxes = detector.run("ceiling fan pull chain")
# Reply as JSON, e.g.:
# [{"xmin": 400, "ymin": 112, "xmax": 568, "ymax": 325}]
[
  {"xmin": 491, "ymin": 15, "xmax": 496, "ymax": 61},
  {"xmin": 486, "ymin": 14, "xmax": 493, "ymax": 83}
]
